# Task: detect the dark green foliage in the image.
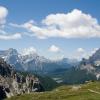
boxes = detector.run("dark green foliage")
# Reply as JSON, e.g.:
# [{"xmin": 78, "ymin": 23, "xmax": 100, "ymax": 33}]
[
  {"xmin": 38, "ymin": 75, "xmax": 60, "ymax": 91},
  {"xmin": 47, "ymin": 67, "xmax": 96, "ymax": 85},
  {"xmin": 62, "ymin": 68, "xmax": 96, "ymax": 84}
]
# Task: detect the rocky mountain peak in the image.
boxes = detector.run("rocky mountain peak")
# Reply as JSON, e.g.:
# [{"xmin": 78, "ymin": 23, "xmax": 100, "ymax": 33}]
[
  {"xmin": 7, "ymin": 48, "xmax": 18, "ymax": 55},
  {"xmin": 89, "ymin": 48, "xmax": 100, "ymax": 64}
]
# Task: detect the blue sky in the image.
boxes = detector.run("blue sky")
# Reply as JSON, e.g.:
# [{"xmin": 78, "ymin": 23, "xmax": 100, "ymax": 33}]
[{"xmin": 0, "ymin": 0, "xmax": 100, "ymax": 60}]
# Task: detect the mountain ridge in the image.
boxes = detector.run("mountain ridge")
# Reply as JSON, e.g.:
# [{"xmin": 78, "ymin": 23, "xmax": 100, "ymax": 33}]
[{"xmin": 0, "ymin": 48, "xmax": 74, "ymax": 73}]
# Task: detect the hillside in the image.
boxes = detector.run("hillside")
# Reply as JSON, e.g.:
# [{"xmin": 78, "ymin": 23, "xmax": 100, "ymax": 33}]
[
  {"xmin": 18, "ymin": 71, "xmax": 59, "ymax": 91},
  {"xmin": 47, "ymin": 66, "xmax": 97, "ymax": 84},
  {"xmin": 7, "ymin": 81, "xmax": 100, "ymax": 100}
]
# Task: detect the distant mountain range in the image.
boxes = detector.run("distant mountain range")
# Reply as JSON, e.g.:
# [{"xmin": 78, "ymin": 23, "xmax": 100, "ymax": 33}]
[{"xmin": 0, "ymin": 48, "xmax": 76, "ymax": 73}]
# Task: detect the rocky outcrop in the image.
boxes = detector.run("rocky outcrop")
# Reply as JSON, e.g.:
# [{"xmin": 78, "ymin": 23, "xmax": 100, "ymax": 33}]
[{"xmin": 0, "ymin": 58, "xmax": 44, "ymax": 100}]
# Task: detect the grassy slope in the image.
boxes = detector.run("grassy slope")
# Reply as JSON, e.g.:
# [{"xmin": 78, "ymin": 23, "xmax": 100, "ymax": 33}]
[{"xmin": 7, "ymin": 81, "xmax": 100, "ymax": 100}]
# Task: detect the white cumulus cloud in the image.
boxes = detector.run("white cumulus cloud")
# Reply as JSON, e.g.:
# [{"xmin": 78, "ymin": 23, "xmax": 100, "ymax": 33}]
[
  {"xmin": 77, "ymin": 48, "xmax": 85, "ymax": 53},
  {"xmin": 0, "ymin": 6, "xmax": 22, "ymax": 40},
  {"xmin": 10, "ymin": 9, "xmax": 100, "ymax": 39},
  {"xmin": 48, "ymin": 45, "xmax": 61, "ymax": 53},
  {"xmin": 0, "ymin": 6, "xmax": 8, "ymax": 28}
]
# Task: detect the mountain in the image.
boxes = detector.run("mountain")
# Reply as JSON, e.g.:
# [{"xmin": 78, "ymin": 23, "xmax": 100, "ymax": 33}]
[
  {"xmin": 88, "ymin": 48, "xmax": 100, "ymax": 65},
  {"xmin": 0, "ymin": 48, "xmax": 24, "ymax": 71},
  {"xmin": 56, "ymin": 58, "xmax": 79, "ymax": 67},
  {"xmin": 48, "ymin": 49, "xmax": 100, "ymax": 84},
  {"xmin": 66, "ymin": 49, "xmax": 100, "ymax": 84},
  {"xmin": 0, "ymin": 48, "xmax": 73, "ymax": 73}
]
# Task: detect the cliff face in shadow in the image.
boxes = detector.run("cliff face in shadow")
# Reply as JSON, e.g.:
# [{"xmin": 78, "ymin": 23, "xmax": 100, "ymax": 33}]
[{"xmin": 0, "ymin": 58, "xmax": 13, "ymax": 77}]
